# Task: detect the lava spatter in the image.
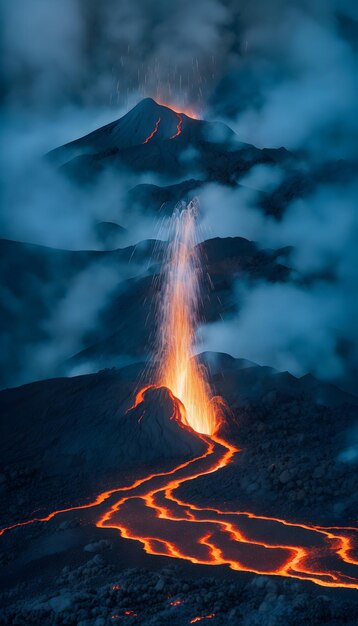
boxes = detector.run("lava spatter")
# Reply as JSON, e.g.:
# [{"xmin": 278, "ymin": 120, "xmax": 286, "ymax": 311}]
[{"xmin": 154, "ymin": 202, "xmax": 221, "ymax": 436}]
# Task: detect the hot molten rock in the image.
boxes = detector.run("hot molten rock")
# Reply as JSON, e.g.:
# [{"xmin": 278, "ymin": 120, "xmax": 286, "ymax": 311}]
[{"xmin": 155, "ymin": 201, "xmax": 220, "ymax": 436}]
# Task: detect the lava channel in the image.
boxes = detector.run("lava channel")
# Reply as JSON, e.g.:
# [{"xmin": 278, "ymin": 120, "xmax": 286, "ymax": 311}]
[
  {"xmin": 143, "ymin": 117, "xmax": 161, "ymax": 143},
  {"xmin": 170, "ymin": 113, "xmax": 183, "ymax": 139}
]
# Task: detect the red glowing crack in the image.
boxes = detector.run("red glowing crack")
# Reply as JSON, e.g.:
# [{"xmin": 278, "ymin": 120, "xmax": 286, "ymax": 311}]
[
  {"xmin": 143, "ymin": 117, "xmax": 161, "ymax": 144},
  {"xmin": 170, "ymin": 113, "xmax": 183, "ymax": 139}
]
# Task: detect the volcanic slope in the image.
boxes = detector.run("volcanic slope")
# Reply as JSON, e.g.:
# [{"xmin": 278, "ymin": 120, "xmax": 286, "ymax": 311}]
[
  {"xmin": 46, "ymin": 98, "xmax": 354, "ymax": 218},
  {"xmin": 0, "ymin": 236, "xmax": 291, "ymax": 389}
]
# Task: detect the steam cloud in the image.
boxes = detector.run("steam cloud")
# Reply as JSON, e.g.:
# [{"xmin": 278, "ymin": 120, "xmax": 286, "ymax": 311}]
[{"xmin": 198, "ymin": 178, "xmax": 358, "ymax": 393}]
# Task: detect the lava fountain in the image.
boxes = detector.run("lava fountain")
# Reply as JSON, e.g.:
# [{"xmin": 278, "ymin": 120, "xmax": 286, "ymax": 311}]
[{"xmin": 154, "ymin": 201, "xmax": 219, "ymax": 435}]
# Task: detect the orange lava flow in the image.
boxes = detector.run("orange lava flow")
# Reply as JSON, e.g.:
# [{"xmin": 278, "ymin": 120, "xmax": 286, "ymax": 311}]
[
  {"xmin": 92, "ymin": 399, "xmax": 358, "ymax": 589},
  {"xmin": 170, "ymin": 113, "xmax": 183, "ymax": 139},
  {"xmin": 1, "ymin": 204, "xmax": 357, "ymax": 591},
  {"xmin": 143, "ymin": 117, "xmax": 161, "ymax": 143},
  {"xmin": 2, "ymin": 405, "xmax": 356, "ymax": 589},
  {"xmin": 154, "ymin": 201, "xmax": 220, "ymax": 435}
]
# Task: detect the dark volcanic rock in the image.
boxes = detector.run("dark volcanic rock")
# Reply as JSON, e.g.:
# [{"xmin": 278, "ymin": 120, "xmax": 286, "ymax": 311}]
[
  {"xmin": 1, "ymin": 558, "xmax": 357, "ymax": 626},
  {"xmin": 0, "ymin": 369, "xmax": 205, "ymax": 482},
  {"xmin": 0, "ymin": 366, "xmax": 208, "ymax": 532},
  {"xmin": 119, "ymin": 386, "xmax": 206, "ymax": 461},
  {"xmin": 190, "ymin": 352, "xmax": 358, "ymax": 524}
]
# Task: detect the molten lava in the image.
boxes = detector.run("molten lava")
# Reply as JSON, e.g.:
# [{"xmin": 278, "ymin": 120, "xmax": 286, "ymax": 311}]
[
  {"xmin": 143, "ymin": 117, "xmax": 161, "ymax": 143},
  {"xmin": 170, "ymin": 113, "xmax": 183, "ymax": 139},
  {"xmin": 154, "ymin": 202, "xmax": 219, "ymax": 435}
]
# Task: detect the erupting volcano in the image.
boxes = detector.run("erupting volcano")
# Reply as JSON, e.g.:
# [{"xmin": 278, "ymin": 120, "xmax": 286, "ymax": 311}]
[
  {"xmin": 129, "ymin": 200, "xmax": 224, "ymax": 436},
  {"xmin": 154, "ymin": 201, "xmax": 220, "ymax": 435},
  {"xmin": 2, "ymin": 0, "xmax": 357, "ymax": 618},
  {"xmin": 1, "ymin": 199, "xmax": 357, "ymax": 592}
]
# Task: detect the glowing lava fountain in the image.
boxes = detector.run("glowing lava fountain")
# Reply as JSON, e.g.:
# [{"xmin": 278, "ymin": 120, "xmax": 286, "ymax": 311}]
[
  {"xmin": 1, "ymin": 202, "xmax": 358, "ymax": 590},
  {"xmin": 155, "ymin": 201, "xmax": 219, "ymax": 435}
]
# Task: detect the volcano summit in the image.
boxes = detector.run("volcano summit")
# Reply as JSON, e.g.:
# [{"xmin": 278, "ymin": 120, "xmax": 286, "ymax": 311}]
[{"xmin": 48, "ymin": 98, "xmax": 293, "ymax": 184}]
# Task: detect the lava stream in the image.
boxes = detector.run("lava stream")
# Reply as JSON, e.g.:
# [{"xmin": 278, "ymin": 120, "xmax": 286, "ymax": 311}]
[
  {"xmin": 170, "ymin": 113, "xmax": 183, "ymax": 139},
  {"xmin": 143, "ymin": 117, "xmax": 161, "ymax": 143}
]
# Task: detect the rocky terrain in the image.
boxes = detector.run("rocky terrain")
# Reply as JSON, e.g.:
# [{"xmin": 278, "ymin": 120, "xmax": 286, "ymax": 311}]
[
  {"xmin": 1, "ymin": 356, "xmax": 357, "ymax": 624},
  {"xmin": 1, "ymin": 558, "xmax": 357, "ymax": 626}
]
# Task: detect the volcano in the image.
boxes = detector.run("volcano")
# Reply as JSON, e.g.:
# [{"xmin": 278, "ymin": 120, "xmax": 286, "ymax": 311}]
[
  {"xmin": 48, "ymin": 98, "xmax": 293, "ymax": 184},
  {"xmin": 46, "ymin": 98, "xmax": 352, "ymax": 221},
  {"xmin": 0, "ymin": 373, "xmax": 206, "ymax": 483},
  {"xmin": 1, "ymin": 98, "xmax": 358, "ymax": 626},
  {"xmin": 1, "ymin": 201, "xmax": 357, "ymax": 601},
  {"xmin": 48, "ymin": 98, "xmax": 234, "ymax": 163}
]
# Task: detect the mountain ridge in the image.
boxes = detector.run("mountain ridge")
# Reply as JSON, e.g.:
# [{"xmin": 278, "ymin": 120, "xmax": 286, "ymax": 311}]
[{"xmin": 47, "ymin": 98, "xmax": 293, "ymax": 182}]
